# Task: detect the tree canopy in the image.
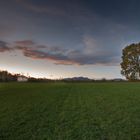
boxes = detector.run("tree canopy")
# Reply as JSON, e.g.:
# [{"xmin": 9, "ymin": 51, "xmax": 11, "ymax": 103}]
[{"xmin": 121, "ymin": 43, "xmax": 140, "ymax": 81}]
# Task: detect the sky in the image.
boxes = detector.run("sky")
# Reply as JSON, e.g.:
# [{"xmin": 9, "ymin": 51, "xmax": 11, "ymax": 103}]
[{"xmin": 0, "ymin": 0, "xmax": 140, "ymax": 79}]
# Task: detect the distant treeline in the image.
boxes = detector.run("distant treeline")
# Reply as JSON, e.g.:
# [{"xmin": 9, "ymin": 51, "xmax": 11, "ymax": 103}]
[
  {"xmin": 0, "ymin": 70, "xmax": 54, "ymax": 82},
  {"xmin": 0, "ymin": 70, "xmax": 18, "ymax": 82},
  {"xmin": 28, "ymin": 77, "xmax": 126, "ymax": 83},
  {"xmin": 28, "ymin": 77, "xmax": 54, "ymax": 82},
  {"xmin": 0, "ymin": 70, "xmax": 126, "ymax": 82},
  {"xmin": 0, "ymin": 70, "xmax": 50, "ymax": 82}
]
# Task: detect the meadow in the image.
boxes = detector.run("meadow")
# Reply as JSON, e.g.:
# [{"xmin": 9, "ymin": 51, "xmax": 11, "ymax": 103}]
[{"xmin": 0, "ymin": 82, "xmax": 140, "ymax": 140}]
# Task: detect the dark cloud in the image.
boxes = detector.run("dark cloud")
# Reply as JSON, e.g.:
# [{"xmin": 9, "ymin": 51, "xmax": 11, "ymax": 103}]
[
  {"xmin": 14, "ymin": 39, "xmax": 120, "ymax": 65},
  {"xmin": 0, "ymin": 41, "xmax": 13, "ymax": 52},
  {"xmin": 15, "ymin": 40, "xmax": 35, "ymax": 46},
  {"xmin": 0, "ymin": 24, "xmax": 15, "ymax": 37},
  {"xmin": 67, "ymin": 49, "xmax": 119, "ymax": 66},
  {"xmin": 0, "ymin": 37, "xmax": 121, "ymax": 65},
  {"xmin": 16, "ymin": 0, "xmax": 66, "ymax": 16},
  {"xmin": 15, "ymin": 45, "xmax": 79, "ymax": 65},
  {"xmin": 15, "ymin": 0, "xmax": 140, "ymax": 23}
]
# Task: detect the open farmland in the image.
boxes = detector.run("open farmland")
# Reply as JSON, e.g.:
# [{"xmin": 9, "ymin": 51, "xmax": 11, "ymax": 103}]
[{"xmin": 0, "ymin": 82, "xmax": 140, "ymax": 140}]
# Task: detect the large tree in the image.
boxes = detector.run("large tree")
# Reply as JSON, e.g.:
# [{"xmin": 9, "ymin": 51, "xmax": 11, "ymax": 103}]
[{"xmin": 121, "ymin": 43, "xmax": 140, "ymax": 81}]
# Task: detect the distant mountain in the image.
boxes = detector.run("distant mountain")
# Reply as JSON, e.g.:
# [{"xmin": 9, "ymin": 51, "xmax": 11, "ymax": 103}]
[
  {"xmin": 112, "ymin": 78, "xmax": 125, "ymax": 81},
  {"xmin": 63, "ymin": 77, "xmax": 91, "ymax": 81}
]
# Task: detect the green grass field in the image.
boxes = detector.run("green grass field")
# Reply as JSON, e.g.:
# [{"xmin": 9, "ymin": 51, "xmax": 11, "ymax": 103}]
[{"xmin": 0, "ymin": 83, "xmax": 140, "ymax": 140}]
